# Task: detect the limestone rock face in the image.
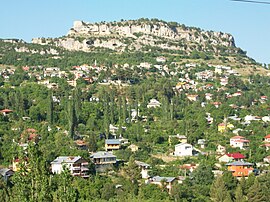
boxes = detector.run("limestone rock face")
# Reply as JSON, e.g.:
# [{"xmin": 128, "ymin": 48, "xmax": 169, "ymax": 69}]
[{"xmin": 32, "ymin": 19, "xmax": 237, "ymax": 53}]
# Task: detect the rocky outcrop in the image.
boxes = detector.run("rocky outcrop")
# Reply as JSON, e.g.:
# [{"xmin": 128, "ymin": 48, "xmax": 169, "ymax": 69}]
[
  {"xmin": 32, "ymin": 19, "xmax": 237, "ymax": 53},
  {"xmin": 14, "ymin": 46, "xmax": 59, "ymax": 55}
]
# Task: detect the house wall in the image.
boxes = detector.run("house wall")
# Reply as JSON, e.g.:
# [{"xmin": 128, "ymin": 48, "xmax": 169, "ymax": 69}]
[
  {"xmin": 175, "ymin": 144, "xmax": 193, "ymax": 156},
  {"xmin": 227, "ymin": 165, "xmax": 253, "ymax": 177}
]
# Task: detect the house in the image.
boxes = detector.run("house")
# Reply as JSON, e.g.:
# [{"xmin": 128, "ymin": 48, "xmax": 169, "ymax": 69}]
[
  {"xmin": 205, "ymin": 93, "xmax": 213, "ymax": 100},
  {"xmin": 105, "ymin": 139, "xmax": 120, "ymax": 151},
  {"xmin": 135, "ymin": 161, "xmax": 151, "ymax": 179},
  {"xmin": 230, "ymin": 136, "xmax": 250, "ymax": 150},
  {"xmin": 187, "ymin": 94, "xmax": 199, "ymax": 102},
  {"xmin": 244, "ymin": 115, "xmax": 261, "ymax": 122},
  {"xmin": 219, "ymin": 153, "xmax": 245, "ymax": 163},
  {"xmin": 147, "ymin": 176, "xmax": 176, "ymax": 194},
  {"xmin": 264, "ymin": 134, "xmax": 270, "ymax": 143},
  {"xmin": 212, "ymin": 102, "xmax": 222, "ymax": 108},
  {"xmin": 198, "ymin": 139, "xmax": 206, "ymax": 148},
  {"xmin": 0, "ymin": 109, "xmax": 13, "ymax": 116},
  {"xmin": 51, "ymin": 156, "xmax": 89, "ymax": 178},
  {"xmin": 180, "ymin": 163, "xmax": 198, "ymax": 173},
  {"xmin": 262, "ymin": 116, "xmax": 270, "ymax": 122},
  {"xmin": 90, "ymin": 151, "xmax": 117, "ymax": 172},
  {"xmin": 216, "ymin": 145, "xmax": 226, "ymax": 155},
  {"xmin": 218, "ymin": 123, "xmax": 226, "ymax": 132},
  {"xmin": 75, "ymin": 140, "xmax": 88, "ymax": 150},
  {"xmin": 128, "ymin": 144, "xmax": 139, "ymax": 152},
  {"xmin": 220, "ymin": 78, "xmax": 228, "ymax": 86},
  {"xmin": 263, "ymin": 156, "xmax": 270, "ymax": 163},
  {"xmin": 261, "ymin": 143, "xmax": 270, "ymax": 151},
  {"xmin": 226, "ymin": 161, "xmax": 254, "ymax": 177},
  {"xmin": 218, "ymin": 122, "xmax": 234, "ymax": 133},
  {"xmin": 0, "ymin": 168, "xmax": 14, "ymax": 182},
  {"xmin": 175, "ymin": 143, "xmax": 193, "ymax": 157},
  {"xmin": 147, "ymin": 99, "xmax": 161, "ymax": 108}
]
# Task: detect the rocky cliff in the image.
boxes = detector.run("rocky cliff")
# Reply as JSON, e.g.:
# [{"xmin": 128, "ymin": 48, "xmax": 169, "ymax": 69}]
[{"xmin": 32, "ymin": 19, "xmax": 238, "ymax": 54}]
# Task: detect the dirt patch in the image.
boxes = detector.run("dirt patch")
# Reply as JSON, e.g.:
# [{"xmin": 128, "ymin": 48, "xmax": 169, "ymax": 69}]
[{"xmin": 152, "ymin": 154, "xmax": 182, "ymax": 163}]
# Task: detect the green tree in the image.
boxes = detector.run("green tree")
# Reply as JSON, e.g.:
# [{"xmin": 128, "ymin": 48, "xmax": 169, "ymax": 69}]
[
  {"xmin": 247, "ymin": 178, "xmax": 267, "ymax": 202},
  {"xmin": 210, "ymin": 176, "xmax": 228, "ymax": 202},
  {"xmin": 47, "ymin": 93, "xmax": 54, "ymax": 124},
  {"xmin": 235, "ymin": 183, "xmax": 247, "ymax": 202},
  {"xmin": 53, "ymin": 168, "xmax": 77, "ymax": 202}
]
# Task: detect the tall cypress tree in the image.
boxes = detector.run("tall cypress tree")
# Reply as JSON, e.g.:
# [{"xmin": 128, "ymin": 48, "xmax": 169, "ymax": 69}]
[{"xmin": 47, "ymin": 93, "xmax": 54, "ymax": 124}]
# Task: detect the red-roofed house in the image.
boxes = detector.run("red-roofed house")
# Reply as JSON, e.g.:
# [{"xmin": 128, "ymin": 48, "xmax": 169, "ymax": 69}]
[
  {"xmin": 261, "ymin": 143, "xmax": 270, "ymax": 151},
  {"xmin": 0, "ymin": 109, "xmax": 13, "ymax": 116},
  {"xmin": 211, "ymin": 102, "xmax": 222, "ymax": 108},
  {"xmin": 264, "ymin": 134, "xmax": 270, "ymax": 143},
  {"xmin": 230, "ymin": 136, "xmax": 250, "ymax": 150},
  {"xmin": 219, "ymin": 153, "xmax": 245, "ymax": 163}
]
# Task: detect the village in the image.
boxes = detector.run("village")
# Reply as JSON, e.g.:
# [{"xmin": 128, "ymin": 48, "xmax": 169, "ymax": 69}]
[{"xmin": 1, "ymin": 55, "xmax": 270, "ymax": 197}]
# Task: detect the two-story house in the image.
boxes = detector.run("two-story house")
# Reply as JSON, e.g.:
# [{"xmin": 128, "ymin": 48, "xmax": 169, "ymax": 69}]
[
  {"xmin": 90, "ymin": 151, "xmax": 117, "ymax": 172},
  {"xmin": 226, "ymin": 161, "xmax": 254, "ymax": 177},
  {"xmin": 105, "ymin": 139, "xmax": 120, "ymax": 151},
  {"xmin": 51, "ymin": 156, "xmax": 89, "ymax": 178},
  {"xmin": 175, "ymin": 143, "xmax": 193, "ymax": 157},
  {"xmin": 230, "ymin": 136, "xmax": 250, "ymax": 150}
]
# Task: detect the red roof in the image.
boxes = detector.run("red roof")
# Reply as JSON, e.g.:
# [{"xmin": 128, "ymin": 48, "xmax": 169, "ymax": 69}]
[
  {"xmin": 231, "ymin": 136, "xmax": 244, "ymax": 139},
  {"xmin": 0, "ymin": 109, "xmax": 13, "ymax": 113},
  {"xmin": 265, "ymin": 134, "xmax": 270, "ymax": 139},
  {"xmin": 227, "ymin": 153, "xmax": 245, "ymax": 159}
]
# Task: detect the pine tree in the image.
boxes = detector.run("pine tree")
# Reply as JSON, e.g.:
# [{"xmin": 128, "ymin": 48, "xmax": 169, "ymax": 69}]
[
  {"xmin": 210, "ymin": 176, "xmax": 227, "ymax": 202},
  {"xmin": 224, "ymin": 192, "xmax": 233, "ymax": 202},
  {"xmin": 235, "ymin": 183, "xmax": 247, "ymax": 202},
  {"xmin": 247, "ymin": 178, "xmax": 267, "ymax": 202}
]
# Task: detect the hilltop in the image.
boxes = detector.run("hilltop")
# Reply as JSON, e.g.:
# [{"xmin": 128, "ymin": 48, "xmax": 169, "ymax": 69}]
[{"xmin": 0, "ymin": 19, "xmax": 260, "ymax": 69}]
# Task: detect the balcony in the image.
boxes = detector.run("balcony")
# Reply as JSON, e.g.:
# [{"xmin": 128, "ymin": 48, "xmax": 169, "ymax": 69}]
[
  {"xmin": 71, "ymin": 166, "xmax": 81, "ymax": 171},
  {"xmin": 81, "ymin": 167, "xmax": 89, "ymax": 171},
  {"xmin": 81, "ymin": 162, "xmax": 88, "ymax": 166}
]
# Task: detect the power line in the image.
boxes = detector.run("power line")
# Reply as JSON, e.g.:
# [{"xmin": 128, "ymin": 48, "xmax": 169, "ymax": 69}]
[{"xmin": 231, "ymin": 0, "xmax": 270, "ymax": 4}]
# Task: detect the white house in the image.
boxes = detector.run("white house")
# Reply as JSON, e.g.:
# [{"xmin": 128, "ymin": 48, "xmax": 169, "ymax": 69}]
[
  {"xmin": 51, "ymin": 156, "xmax": 89, "ymax": 178},
  {"xmin": 230, "ymin": 136, "xmax": 250, "ymax": 150},
  {"xmin": 135, "ymin": 161, "xmax": 151, "ymax": 179},
  {"xmin": 175, "ymin": 143, "xmax": 193, "ymax": 157},
  {"xmin": 147, "ymin": 99, "xmax": 161, "ymax": 108}
]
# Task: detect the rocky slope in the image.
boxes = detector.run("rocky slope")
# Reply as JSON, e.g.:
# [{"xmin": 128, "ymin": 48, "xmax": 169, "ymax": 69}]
[{"xmin": 31, "ymin": 19, "xmax": 239, "ymax": 54}]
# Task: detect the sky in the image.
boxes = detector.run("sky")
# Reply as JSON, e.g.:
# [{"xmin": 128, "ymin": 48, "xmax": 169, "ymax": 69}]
[{"xmin": 0, "ymin": 0, "xmax": 269, "ymax": 64}]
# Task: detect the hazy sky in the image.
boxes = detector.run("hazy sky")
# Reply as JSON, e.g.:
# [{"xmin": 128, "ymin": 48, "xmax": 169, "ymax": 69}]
[{"xmin": 0, "ymin": 0, "xmax": 269, "ymax": 63}]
